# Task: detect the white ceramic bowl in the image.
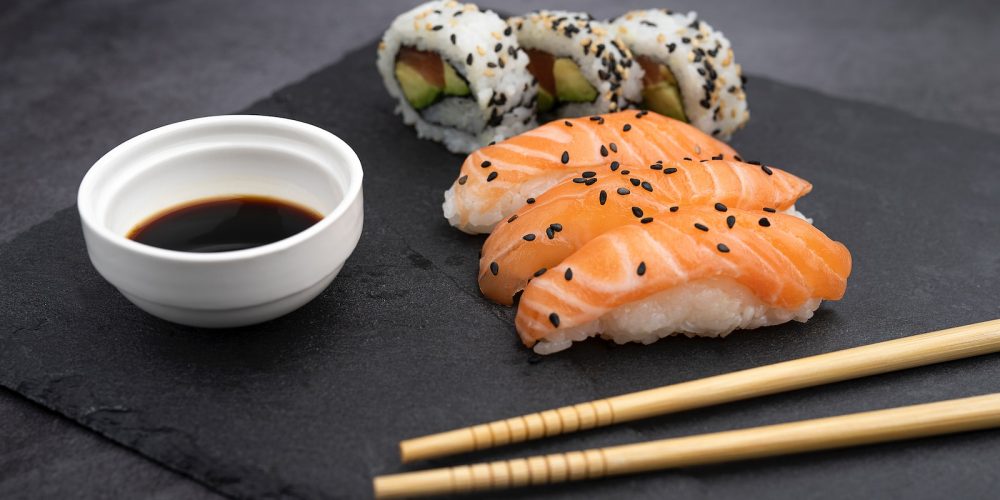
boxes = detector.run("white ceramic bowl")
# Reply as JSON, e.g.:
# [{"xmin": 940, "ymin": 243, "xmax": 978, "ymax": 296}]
[{"xmin": 78, "ymin": 115, "xmax": 364, "ymax": 327}]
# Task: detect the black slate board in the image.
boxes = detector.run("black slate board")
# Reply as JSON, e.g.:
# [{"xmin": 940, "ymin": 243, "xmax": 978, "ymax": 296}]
[{"xmin": 3, "ymin": 40, "xmax": 1000, "ymax": 499}]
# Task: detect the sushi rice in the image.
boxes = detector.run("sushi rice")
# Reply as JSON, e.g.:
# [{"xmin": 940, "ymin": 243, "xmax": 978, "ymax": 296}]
[
  {"xmin": 376, "ymin": 1, "xmax": 537, "ymax": 153},
  {"xmin": 533, "ymin": 278, "xmax": 821, "ymax": 355},
  {"xmin": 613, "ymin": 9, "xmax": 750, "ymax": 139},
  {"xmin": 509, "ymin": 11, "xmax": 644, "ymax": 118}
]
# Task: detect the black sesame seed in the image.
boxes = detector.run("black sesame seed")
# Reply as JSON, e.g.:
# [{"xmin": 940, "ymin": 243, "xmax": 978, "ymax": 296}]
[
  {"xmin": 458, "ymin": 175, "xmax": 468, "ymax": 185},
  {"xmin": 584, "ymin": 178, "xmax": 597, "ymax": 186},
  {"xmin": 504, "ymin": 26, "xmax": 512, "ymax": 36},
  {"xmin": 726, "ymin": 215, "xmax": 736, "ymax": 228},
  {"xmin": 564, "ymin": 268, "xmax": 573, "ymax": 280},
  {"xmin": 564, "ymin": 120, "xmax": 573, "ymax": 127},
  {"xmin": 683, "ymin": 157, "xmax": 692, "ymax": 161},
  {"xmin": 712, "ymin": 154, "xmax": 724, "ymax": 160},
  {"xmin": 487, "ymin": 172, "xmax": 498, "ymax": 182},
  {"xmin": 467, "ymin": 54, "xmax": 473, "ymax": 65},
  {"xmin": 450, "ymin": 34, "xmax": 457, "ymax": 44},
  {"xmin": 600, "ymin": 145, "xmax": 609, "ymax": 157},
  {"xmin": 641, "ymin": 217, "xmax": 654, "ymax": 224},
  {"xmin": 490, "ymin": 261, "xmax": 499, "ymax": 276},
  {"xmin": 636, "ymin": 261, "xmax": 646, "ymax": 276},
  {"xmin": 550, "ymin": 223, "xmax": 563, "ymax": 232},
  {"xmin": 630, "ymin": 178, "xmax": 640, "ymax": 187},
  {"xmin": 610, "ymin": 161, "xmax": 620, "ymax": 171},
  {"xmin": 561, "ymin": 151, "xmax": 570, "ymax": 164},
  {"xmin": 670, "ymin": 206, "xmax": 679, "ymax": 212},
  {"xmin": 758, "ymin": 217, "xmax": 771, "ymax": 227},
  {"xmin": 641, "ymin": 181, "xmax": 653, "ymax": 192},
  {"xmin": 714, "ymin": 202, "xmax": 728, "ymax": 212},
  {"xmin": 573, "ymin": 177, "xmax": 588, "ymax": 184},
  {"xmin": 523, "ymin": 233, "xmax": 536, "ymax": 241},
  {"xmin": 508, "ymin": 214, "xmax": 518, "ymax": 223},
  {"xmin": 546, "ymin": 227, "xmax": 555, "ymax": 239},
  {"xmin": 681, "ymin": 37, "xmax": 691, "ymax": 43},
  {"xmin": 617, "ymin": 187, "xmax": 630, "ymax": 195},
  {"xmin": 582, "ymin": 171, "xmax": 596, "ymax": 178},
  {"xmin": 632, "ymin": 207, "xmax": 644, "ymax": 218},
  {"xmin": 481, "ymin": 160, "xmax": 491, "ymax": 168},
  {"xmin": 694, "ymin": 223, "xmax": 709, "ymax": 232},
  {"xmin": 761, "ymin": 165, "xmax": 773, "ymax": 175},
  {"xmin": 432, "ymin": 25, "xmax": 443, "ymax": 31},
  {"xmin": 666, "ymin": 43, "xmax": 677, "ymax": 52},
  {"xmin": 621, "ymin": 169, "xmax": 631, "ymax": 175},
  {"xmin": 487, "ymin": 62, "xmax": 497, "ymax": 68},
  {"xmin": 747, "ymin": 160, "xmax": 761, "ymax": 165},
  {"xmin": 650, "ymin": 163, "xmax": 662, "ymax": 170},
  {"xmin": 763, "ymin": 207, "xmax": 777, "ymax": 213},
  {"xmin": 589, "ymin": 115, "xmax": 602, "ymax": 121},
  {"xmin": 623, "ymin": 124, "xmax": 632, "ymax": 132},
  {"xmin": 549, "ymin": 312, "xmax": 560, "ymax": 327},
  {"xmin": 717, "ymin": 243, "xmax": 730, "ymax": 253},
  {"xmin": 494, "ymin": 43, "xmax": 503, "ymax": 52},
  {"xmin": 534, "ymin": 267, "xmax": 547, "ymax": 277},
  {"xmin": 609, "ymin": 143, "xmax": 617, "ymax": 153},
  {"xmin": 599, "ymin": 190, "xmax": 607, "ymax": 205},
  {"xmin": 664, "ymin": 167, "xmax": 678, "ymax": 174},
  {"xmin": 526, "ymin": 197, "xmax": 536, "ymax": 204}
]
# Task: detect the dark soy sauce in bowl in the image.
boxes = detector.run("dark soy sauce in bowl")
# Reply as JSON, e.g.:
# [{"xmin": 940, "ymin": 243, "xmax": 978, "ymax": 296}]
[{"xmin": 128, "ymin": 196, "xmax": 323, "ymax": 252}]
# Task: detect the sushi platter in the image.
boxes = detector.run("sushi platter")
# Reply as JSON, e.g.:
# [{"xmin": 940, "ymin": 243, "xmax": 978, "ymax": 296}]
[{"xmin": 1, "ymin": 2, "xmax": 1000, "ymax": 499}]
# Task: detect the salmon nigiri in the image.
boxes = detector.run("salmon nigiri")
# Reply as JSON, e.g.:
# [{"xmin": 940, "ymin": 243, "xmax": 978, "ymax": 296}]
[
  {"xmin": 443, "ymin": 111, "xmax": 739, "ymax": 234},
  {"xmin": 480, "ymin": 159, "xmax": 812, "ymax": 305},
  {"xmin": 514, "ymin": 207, "xmax": 851, "ymax": 354}
]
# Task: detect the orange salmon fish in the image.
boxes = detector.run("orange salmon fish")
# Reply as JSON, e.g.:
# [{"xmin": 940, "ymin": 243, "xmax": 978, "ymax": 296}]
[{"xmin": 443, "ymin": 111, "xmax": 739, "ymax": 234}]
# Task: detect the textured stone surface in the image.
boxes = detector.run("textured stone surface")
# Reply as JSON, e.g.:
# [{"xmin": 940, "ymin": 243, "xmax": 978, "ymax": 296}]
[{"xmin": 2, "ymin": 40, "xmax": 999, "ymax": 498}]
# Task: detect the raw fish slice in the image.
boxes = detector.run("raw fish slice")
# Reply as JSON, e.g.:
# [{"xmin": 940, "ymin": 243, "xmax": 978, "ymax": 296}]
[
  {"xmin": 443, "ymin": 111, "xmax": 739, "ymax": 234},
  {"xmin": 480, "ymin": 159, "xmax": 811, "ymax": 305},
  {"xmin": 514, "ymin": 207, "xmax": 851, "ymax": 354}
]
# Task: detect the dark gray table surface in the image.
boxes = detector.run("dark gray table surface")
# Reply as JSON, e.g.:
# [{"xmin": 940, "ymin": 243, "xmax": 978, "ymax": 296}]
[{"xmin": 1, "ymin": 1, "xmax": 998, "ymax": 498}]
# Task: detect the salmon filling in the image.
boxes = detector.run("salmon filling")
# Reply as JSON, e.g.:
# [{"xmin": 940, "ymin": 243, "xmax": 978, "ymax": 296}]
[
  {"xmin": 524, "ymin": 49, "xmax": 597, "ymax": 112},
  {"xmin": 394, "ymin": 46, "xmax": 470, "ymax": 110}
]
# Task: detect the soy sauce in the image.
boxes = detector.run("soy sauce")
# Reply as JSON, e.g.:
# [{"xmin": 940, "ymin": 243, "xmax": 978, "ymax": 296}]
[{"xmin": 128, "ymin": 196, "xmax": 323, "ymax": 252}]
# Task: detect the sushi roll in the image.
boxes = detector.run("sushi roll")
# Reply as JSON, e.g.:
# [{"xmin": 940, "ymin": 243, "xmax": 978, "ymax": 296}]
[
  {"xmin": 377, "ymin": 1, "xmax": 537, "ymax": 153},
  {"xmin": 509, "ymin": 11, "xmax": 643, "ymax": 119},
  {"xmin": 443, "ymin": 110, "xmax": 739, "ymax": 234},
  {"xmin": 514, "ymin": 207, "xmax": 851, "ymax": 354},
  {"xmin": 612, "ymin": 9, "xmax": 749, "ymax": 139},
  {"xmin": 479, "ymin": 159, "xmax": 812, "ymax": 305}
]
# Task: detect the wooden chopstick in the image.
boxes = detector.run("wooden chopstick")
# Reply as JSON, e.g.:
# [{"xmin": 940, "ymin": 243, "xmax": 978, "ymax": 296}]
[
  {"xmin": 375, "ymin": 392, "xmax": 1000, "ymax": 498},
  {"xmin": 400, "ymin": 319, "xmax": 1000, "ymax": 462}
]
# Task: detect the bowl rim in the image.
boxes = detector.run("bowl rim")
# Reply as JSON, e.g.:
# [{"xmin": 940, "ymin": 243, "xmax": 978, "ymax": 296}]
[{"xmin": 77, "ymin": 114, "xmax": 364, "ymax": 263}]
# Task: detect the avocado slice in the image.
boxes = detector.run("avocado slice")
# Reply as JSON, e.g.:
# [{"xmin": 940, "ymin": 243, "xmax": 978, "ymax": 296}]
[
  {"xmin": 635, "ymin": 56, "xmax": 688, "ymax": 122},
  {"xmin": 536, "ymin": 87, "xmax": 555, "ymax": 112},
  {"xmin": 553, "ymin": 58, "xmax": 598, "ymax": 103},
  {"xmin": 442, "ymin": 62, "xmax": 470, "ymax": 97},
  {"xmin": 395, "ymin": 62, "xmax": 442, "ymax": 110},
  {"xmin": 643, "ymin": 82, "xmax": 688, "ymax": 122}
]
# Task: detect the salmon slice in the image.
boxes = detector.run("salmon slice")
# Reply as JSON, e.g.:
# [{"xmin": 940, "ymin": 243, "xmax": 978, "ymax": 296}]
[
  {"xmin": 479, "ymin": 159, "xmax": 812, "ymax": 305},
  {"xmin": 442, "ymin": 110, "xmax": 739, "ymax": 234},
  {"xmin": 514, "ymin": 206, "xmax": 851, "ymax": 353}
]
